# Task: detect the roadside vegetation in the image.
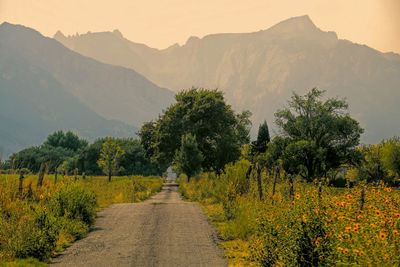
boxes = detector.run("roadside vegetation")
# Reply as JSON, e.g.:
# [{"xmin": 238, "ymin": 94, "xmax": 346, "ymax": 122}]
[
  {"xmin": 179, "ymin": 165, "xmax": 400, "ymax": 266},
  {"xmin": 1, "ymin": 87, "xmax": 399, "ymax": 266},
  {"xmin": 0, "ymin": 132, "xmax": 164, "ymax": 264},
  {"xmin": 171, "ymin": 88, "xmax": 400, "ymax": 266},
  {"xmin": 0, "ymin": 174, "xmax": 163, "ymax": 264}
]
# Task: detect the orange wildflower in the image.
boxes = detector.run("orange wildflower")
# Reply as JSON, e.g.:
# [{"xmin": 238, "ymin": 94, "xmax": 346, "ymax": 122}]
[{"xmin": 379, "ymin": 231, "xmax": 387, "ymax": 240}]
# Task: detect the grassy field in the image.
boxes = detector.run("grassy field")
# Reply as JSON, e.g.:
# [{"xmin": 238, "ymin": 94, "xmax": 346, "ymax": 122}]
[
  {"xmin": 0, "ymin": 173, "xmax": 163, "ymax": 265},
  {"xmin": 179, "ymin": 159, "xmax": 400, "ymax": 266}
]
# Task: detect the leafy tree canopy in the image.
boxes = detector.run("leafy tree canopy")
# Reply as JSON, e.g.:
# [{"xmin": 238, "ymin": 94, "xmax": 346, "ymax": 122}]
[
  {"xmin": 174, "ymin": 134, "xmax": 203, "ymax": 181},
  {"xmin": 271, "ymin": 88, "xmax": 363, "ymax": 181},
  {"xmin": 97, "ymin": 137, "xmax": 125, "ymax": 182},
  {"xmin": 44, "ymin": 130, "xmax": 88, "ymax": 152},
  {"xmin": 139, "ymin": 88, "xmax": 252, "ymax": 173},
  {"xmin": 251, "ymin": 120, "xmax": 270, "ymax": 155}
]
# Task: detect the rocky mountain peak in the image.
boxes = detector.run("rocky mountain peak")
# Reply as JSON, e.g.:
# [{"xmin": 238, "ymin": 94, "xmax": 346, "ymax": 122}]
[
  {"xmin": 53, "ymin": 30, "xmax": 66, "ymax": 40},
  {"xmin": 112, "ymin": 29, "xmax": 123, "ymax": 38}
]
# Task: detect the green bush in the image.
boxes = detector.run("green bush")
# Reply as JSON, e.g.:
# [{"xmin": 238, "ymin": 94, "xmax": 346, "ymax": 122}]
[
  {"xmin": 132, "ymin": 177, "xmax": 147, "ymax": 192},
  {"xmin": 0, "ymin": 207, "xmax": 59, "ymax": 262},
  {"xmin": 50, "ymin": 184, "xmax": 97, "ymax": 226},
  {"xmin": 17, "ymin": 209, "xmax": 59, "ymax": 261},
  {"xmin": 59, "ymin": 219, "xmax": 89, "ymax": 240}
]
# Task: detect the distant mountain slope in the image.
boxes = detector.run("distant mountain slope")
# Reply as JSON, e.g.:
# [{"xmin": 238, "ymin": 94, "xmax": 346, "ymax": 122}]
[
  {"xmin": 2, "ymin": 22, "xmax": 174, "ymax": 127},
  {"xmin": 0, "ymin": 22, "xmax": 174, "ymax": 156},
  {"xmin": 55, "ymin": 15, "xmax": 400, "ymax": 143},
  {"xmin": 0, "ymin": 45, "xmax": 137, "ymax": 156}
]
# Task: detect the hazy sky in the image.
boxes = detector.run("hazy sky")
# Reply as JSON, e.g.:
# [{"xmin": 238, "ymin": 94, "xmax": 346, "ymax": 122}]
[{"xmin": 1, "ymin": 0, "xmax": 399, "ymax": 53}]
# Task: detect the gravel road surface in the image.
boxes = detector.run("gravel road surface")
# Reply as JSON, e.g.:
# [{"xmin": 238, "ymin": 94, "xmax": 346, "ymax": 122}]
[{"xmin": 51, "ymin": 177, "xmax": 226, "ymax": 267}]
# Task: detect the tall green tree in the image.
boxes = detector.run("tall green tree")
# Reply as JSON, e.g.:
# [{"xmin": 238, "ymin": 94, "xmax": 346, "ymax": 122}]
[
  {"xmin": 139, "ymin": 88, "xmax": 251, "ymax": 173},
  {"xmin": 273, "ymin": 88, "xmax": 363, "ymax": 181},
  {"xmin": 44, "ymin": 131, "xmax": 88, "ymax": 152},
  {"xmin": 251, "ymin": 120, "xmax": 270, "ymax": 155},
  {"xmin": 97, "ymin": 137, "xmax": 125, "ymax": 182},
  {"xmin": 174, "ymin": 134, "xmax": 203, "ymax": 181}
]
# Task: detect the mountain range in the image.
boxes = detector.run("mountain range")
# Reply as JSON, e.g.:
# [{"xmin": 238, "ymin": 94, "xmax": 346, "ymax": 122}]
[
  {"xmin": 1, "ymin": 15, "xmax": 399, "ymax": 156},
  {"xmin": 55, "ymin": 15, "xmax": 400, "ymax": 144},
  {"xmin": 0, "ymin": 22, "xmax": 174, "ymax": 157}
]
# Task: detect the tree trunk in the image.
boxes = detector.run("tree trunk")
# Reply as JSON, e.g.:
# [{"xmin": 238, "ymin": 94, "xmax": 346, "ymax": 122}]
[
  {"xmin": 74, "ymin": 168, "xmax": 78, "ymax": 182},
  {"xmin": 271, "ymin": 167, "xmax": 279, "ymax": 203},
  {"xmin": 246, "ymin": 165, "xmax": 253, "ymax": 180},
  {"xmin": 256, "ymin": 164, "xmax": 263, "ymax": 201},
  {"xmin": 108, "ymin": 171, "xmax": 112, "ymax": 182},
  {"xmin": 37, "ymin": 163, "xmax": 45, "ymax": 188},
  {"xmin": 187, "ymin": 175, "xmax": 191, "ymax": 183}
]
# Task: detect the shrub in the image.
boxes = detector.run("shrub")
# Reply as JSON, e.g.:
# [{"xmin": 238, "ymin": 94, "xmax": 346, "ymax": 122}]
[
  {"xmin": 50, "ymin": 184, "xmax": 97, "ymax": 226},
  {"xmin": 180, "ymin": 170, "xmax": 400, "ymax": 266}
]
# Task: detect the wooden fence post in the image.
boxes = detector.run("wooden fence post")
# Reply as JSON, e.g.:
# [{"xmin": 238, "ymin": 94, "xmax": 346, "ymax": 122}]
[
  {"xmin": 256, "ymin": 163, "xmax": 263, "ymax": 201},
  {"xmin": 37, "ymin": 163, "xmax": 45, "ymax": 188},
  {"xmin": 18, "ymin": 170, "xmax": 24, "ymax": 197},
  {"xmin": 271, "ymin": 167, "xmax": 279, "ymax": 203}
]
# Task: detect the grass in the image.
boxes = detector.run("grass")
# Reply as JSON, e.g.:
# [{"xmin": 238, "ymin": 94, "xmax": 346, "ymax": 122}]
[
  {"xmin": 179, "ymin": 159, "xmax": 400, "ymax": 266},
  {"xmin": 0, "ymin": 173, "xmax": 164, "ymax": 265}
]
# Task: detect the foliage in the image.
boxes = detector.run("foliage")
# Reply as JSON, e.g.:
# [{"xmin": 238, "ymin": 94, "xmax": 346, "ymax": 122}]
[
  {"xmin": 0, "ymin": 174, "xmax": 163, "ymax": 263},
  {"xmin": 180, "ymin": 166, "xmax": 400, "ymax": 266},
  {"xmin": 97, "ymin": 138, "xmax": 125, "ymax": 181},
  {"xmin": 251, "ymin": 121, "xmax": 270, "ymax": 155},
  {"xmin": 174, "ymin": 134, "xmax": 203, "ymax": 181},
  {"xmin": 116, "ymin": 138, "xmax": 163, "ymax": 176},
  {"xmin": 44, "ymin": 131, "xmax": 88, "ymax": 152},
  {"xmin": 273, "ymin": 88, "xmax": 363, "ymax": 181},
  {"xmin": 349, "ymin": 137, "xmax": 400, "ymax": 184},
  {"xmin": 355, "ymin": 144, "xmax": 389, "ymax": 183},
  {"xmin": 5, "ymin": 132, "xmax": 163, "ymax": 177},
  {"xmin": 381, "ymin": 137, "xmax": 400, "ymax": 179},
  {"xmin": 7, "ymin": 146, "xmax": 75, "ymax": 173},
  {"xmin": 139, "ymin": 88, "xmax": 252, "ymax": 173}
]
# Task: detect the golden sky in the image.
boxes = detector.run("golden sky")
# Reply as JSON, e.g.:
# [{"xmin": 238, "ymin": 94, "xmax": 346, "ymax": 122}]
[{"xmin": 0, "ymin": 0, "xmax": 399, "ymax": 53}]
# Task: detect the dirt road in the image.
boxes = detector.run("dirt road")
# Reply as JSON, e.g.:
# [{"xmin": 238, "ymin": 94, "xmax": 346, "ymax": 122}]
[{"xmin": 51, "ymin": 178, "xmax": 226, "ymax": 267}]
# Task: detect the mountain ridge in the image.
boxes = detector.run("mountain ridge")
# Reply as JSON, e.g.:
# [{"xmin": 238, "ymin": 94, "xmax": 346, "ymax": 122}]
[
  {"xmin": 49, "ymin": 16, "xmax": 400, "ymax": 143},
  {"xmin": 0, "ymin": 22, "xmax": 175, "ymax": 156},
  {"xmin": 2, "ymin": 22, "xmax": 175, "ymax": 126}
]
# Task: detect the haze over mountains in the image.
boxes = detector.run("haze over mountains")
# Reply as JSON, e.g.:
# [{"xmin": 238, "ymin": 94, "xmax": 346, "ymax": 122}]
[
  {"xmin": 0, "ymin": 22, "xmax": 174, "ymax": 156},
  {"xmin": 55, "ymin": 15, "xmax": 400, "ymax": 144}
]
